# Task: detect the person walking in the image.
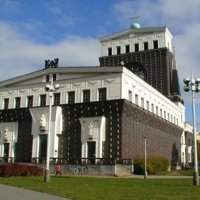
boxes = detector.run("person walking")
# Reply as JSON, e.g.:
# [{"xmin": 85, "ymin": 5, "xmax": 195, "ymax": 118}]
[{"xmin": 54, "ymin": 163, "xmax": 62, "ymax": 176}]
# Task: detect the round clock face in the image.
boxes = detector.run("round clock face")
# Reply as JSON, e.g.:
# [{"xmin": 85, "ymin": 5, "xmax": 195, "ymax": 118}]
[{"xmin": 125, "ymin": 62, "xmax": 147, "ymax": 80}]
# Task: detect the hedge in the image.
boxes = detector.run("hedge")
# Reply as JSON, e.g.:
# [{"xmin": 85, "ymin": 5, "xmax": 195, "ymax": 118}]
[
  {"xmin": 0, "ymin": 163, "xmax": 43, "ymax": 177},
  {"xmin": 134, "ymin": 155, "xmax": 169, "ymax": 175}
]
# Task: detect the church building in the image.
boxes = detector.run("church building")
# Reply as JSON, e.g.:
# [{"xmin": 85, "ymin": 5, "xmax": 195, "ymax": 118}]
[{"xmin": 0, "ymin": 23, "xmax": 191, "ymax": 167}]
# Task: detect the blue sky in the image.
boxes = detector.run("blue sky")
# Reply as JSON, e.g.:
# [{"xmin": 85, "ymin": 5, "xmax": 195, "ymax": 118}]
[{"xmin": 0, "ymin": 0, "xmax": 200, "ymax": 127}]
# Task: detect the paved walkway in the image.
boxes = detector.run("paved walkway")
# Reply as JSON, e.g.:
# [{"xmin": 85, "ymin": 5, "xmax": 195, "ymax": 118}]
[{"xmin": 0, "ymin": 184, "xmax": 69, "ymax": 200}]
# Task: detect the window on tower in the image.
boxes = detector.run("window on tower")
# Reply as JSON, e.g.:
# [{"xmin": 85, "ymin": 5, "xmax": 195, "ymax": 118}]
[
  {"xmin": 135, "ymin": 94, "xmax": 138, "ymax": 105},
  {"xmin": 15, "ymin": 97, "xmax": 21, "ymax": 108},
  {"xmin": 151, "ymin": 103, "xmax": 154, "ymax": 113},
  {"xmin": 54, "ymin": 93, "xmax": 60, "ymax": 105},
  {"xmin": 117, "ymin": 46, "xmax": 121, "ymax": 55},
  {"xmin": 46, "ymin": 74, "xmax": 50, "ymax": 82},
  {"xmin": 153, "ymin": 40, "xmax": 158, "ymax": 49},
  {"xmin": 125, "ymin": 45, "xmax": 130, "ymax": 53},
  {"xmin": 27, "ymin": 96, "xmax": 33, "ymax": 108},
  {"xmin": 135, "ymin": 43, "xmax": 139, "ymax": 52},
  {"xmin": 4, "ymin": 98, "xmax": 9, "ymax": 109},
  {"xmin": 53, "ymin": 74, "xmax": 57, "ymax": 81},
  {"xmin": 98, "ymin": 88, "xmax": 107, "ymax": 101},
  {"xmin": 141, "ymin": 97, "xmax": 144, "ymax": 108},
  {"xmin": 40, "ymin": 94, "xmax": 46, "ymax": 106},
  {"xmin": 146, "ymin": 101, "xmax": 149, "ymax": 111},
  {"xmin": 83, "ymin": 90, "xmax": 90, "ymax": 102},
  {"xmin": 68, "ymin": 91, "xmax": 75, "ymax": 104},
  {"xmin": 128, "ymin": 90, "xmax": 132, "ymax": 102},
  {"xmin": 144, "ymin": 42, "xmax": 148, "ymax": 50},
  {"xmin": 108, "ymin": 47, "xmax": 112, "ymax": 56}
]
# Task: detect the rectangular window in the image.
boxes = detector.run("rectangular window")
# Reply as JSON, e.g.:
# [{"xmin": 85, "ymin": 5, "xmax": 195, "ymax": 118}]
[
  {"xmin": 144, "ymin": 42, "xmax": 148, "ymax": 50},
  {"xmin": 68, "ymin": 91, "xmax": 75, "ymax": 104},
  {"xmin": 128, "ymin": 90, "xmax": 132, "ymax": 102},
  {"xmin": 135, "ymin": 43, "xmax": 139, "ymax": 52},
  {"xmin": 125, "ymin": 45, "xmax": 130, "ymax": 53},
  {"xmin": 15, "ymin": 97, "xmax": 21, "ymax": 108},
  {"xmin": 4, "ymin": 98, "xmax": 9, "ymax": 109},
  {"xmin": 160, "ymin": 109, "xmax": 163, "ymax": 117},
  {"xmin": 98, "ymin": 88, "xmax": 107, "ymax": 101},
  {"xmin": 83, "ymin": 90, "xmax": 90, "ymax": 103},
  {"xmin": 53, "ymin": 74, "xmax": 57, "ymax": 81},
  {"xmin": 153, "ymin": 40, "xmax": 158, "ymax": 49},
  {"xmin": 146, "ymin": 101, "xmax": 149, "ymax": 111},
  {"xmin": 156, "ymin": 106, "xmax": 158, "ymax": 115},
  {"xmin": 141, "ymin": 97, "xmax": 144, "ymax": 108},
  {"xmin": 27, "ymin": 96, "xmax": 33, "ymax": 108},
  {"xmin": 40, "ymin": 94, "xmax": 46, "ymax": 107},
  {"xmin": 46, "ymin": 75, "xmax": 49, "ymax": 82},
  {"xmin": 116, "ymin": 46, "xmax": 121, "ymax": 55},
  {"xmin": 54, "ymin": 93, "xmax": 60, "ymax": 105},
  {"xmin": 108, "ymin": 47, "xmax": 112, "ymax": 56},
  {"xmin": 164, "ymin": 111, "xmax": 166, "ymax": 119},
  {"xmin": 151, "ymin": 103, "xmax": 154, "ymax": 113},
  {"xmin": 135, "ymin": 94, "xmax": 138, "ymax": 105}
]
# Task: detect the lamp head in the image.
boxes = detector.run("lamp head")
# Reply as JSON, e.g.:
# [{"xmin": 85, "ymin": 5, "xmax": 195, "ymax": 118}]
[
  {"xmin": 54, "ymin": 84, "xmax": 60, "ymax": 90},
  {"xmin": 183, "ymin": 78, "xmax": 191, "ymax": 92},
  {"xmin": 183, "ymin": 78, "xmax": 190, "ymax": 85},
  {"xmin": 195, "ymin": 78, "xmax": 200, "ymax": 92},
  {"xmin": 45, "ymin": 84, "xmax": 51, "ymax": 91},
  {"xmin": 184, "ymin": 86, "xmax": 190, "ymax": 92}
]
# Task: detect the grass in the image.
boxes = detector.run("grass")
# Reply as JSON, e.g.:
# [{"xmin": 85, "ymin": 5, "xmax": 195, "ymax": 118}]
[{"xmin": 0, "ymin": 176, "xmax": 200, "ymax": 200}]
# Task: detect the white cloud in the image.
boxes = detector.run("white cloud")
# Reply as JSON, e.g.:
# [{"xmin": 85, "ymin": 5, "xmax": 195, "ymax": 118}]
[{"xmin": 0, "ymin": 22, "xmax": 100, "ymax": 80}]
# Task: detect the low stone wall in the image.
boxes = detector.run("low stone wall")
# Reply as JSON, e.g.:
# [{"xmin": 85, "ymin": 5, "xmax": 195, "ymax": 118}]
[{"xmin": 39, "ymin": 164, "xmax": 133, "ymax": 176}]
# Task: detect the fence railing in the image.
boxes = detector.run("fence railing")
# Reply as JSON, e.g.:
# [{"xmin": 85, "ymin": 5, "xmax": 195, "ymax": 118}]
[
  {"xmin": 0, "ymin": 157, "xmax": 133, "ymax": 165},
  {"xmin": 31, "ymin": 157, "xmax": 133, "ymax": 165},
  {"xmin": 0, "ymin": 157, "xmax": 14, "ymax": 163}
]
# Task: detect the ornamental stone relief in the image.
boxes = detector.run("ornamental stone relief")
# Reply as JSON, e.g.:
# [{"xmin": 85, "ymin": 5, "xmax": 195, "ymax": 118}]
[{"xmin": 39, "ymin": 114, "xmax": 47, "ymax": 132}]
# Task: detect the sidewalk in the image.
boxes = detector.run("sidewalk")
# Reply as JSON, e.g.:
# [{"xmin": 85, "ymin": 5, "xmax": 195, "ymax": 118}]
[{"xmin": 0, "ymin": 184, "xmax": 69, "ymax": 200}]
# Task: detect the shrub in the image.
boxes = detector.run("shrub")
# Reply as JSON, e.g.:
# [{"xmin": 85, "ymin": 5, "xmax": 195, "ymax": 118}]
[
  {"xmin": 0, "ymin": 163, "xmax": 43, "ymax": 177},
  {"xmin": 134, "ymin": 155, "xmax": 169, "ymax": 175}
]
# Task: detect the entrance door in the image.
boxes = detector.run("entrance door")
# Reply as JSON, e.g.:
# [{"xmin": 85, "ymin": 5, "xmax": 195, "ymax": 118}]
[
  {"xmin": 87, "ymin": 141, "xmax": 96, "ymax": 164},
  {"xmin": 3, "ymin": 143, "xmax": 9, "ymax": 162},
  {"xmin": 39, "ymin": 135, "xmax": 47, "ymax": 164}
]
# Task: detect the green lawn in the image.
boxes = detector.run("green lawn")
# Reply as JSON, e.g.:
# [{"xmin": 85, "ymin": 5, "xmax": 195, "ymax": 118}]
[{"xmin": 0, "ymin": 176, "xmax": 200, "ymax": 200}]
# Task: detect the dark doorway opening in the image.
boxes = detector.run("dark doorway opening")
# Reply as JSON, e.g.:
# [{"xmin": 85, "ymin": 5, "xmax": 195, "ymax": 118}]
[
  {"xmin": 39, "ymin": 135, "xmax": 47, "ymax": 163},
  {"xmin": 87, "ymin": 141, "xmax": 96, "ymax": 164},
  {"xmin": 3, "ymin": 143, "xmax": 9, "ymax": 162}
]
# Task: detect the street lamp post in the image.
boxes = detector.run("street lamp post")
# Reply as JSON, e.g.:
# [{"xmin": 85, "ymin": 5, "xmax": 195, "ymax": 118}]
[
  {"xmin": 44, "ymin": 76, "xmax": 60, "ymax": 183},
  {"xmin": 144, "ymin": 137, "xmax": 147, "ymax": 179},
  {"xmin": 183, "ymin": 75, "xmax": 200, "ymax": 186}
]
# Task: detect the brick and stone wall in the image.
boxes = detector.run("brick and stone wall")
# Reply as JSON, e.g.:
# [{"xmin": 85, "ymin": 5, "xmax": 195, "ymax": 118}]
[
  {"xmin": 121, "ymin": 100, "xmax": 183, "ymax": 165},
  {"xmin": 0, "ymin": 99, "xmax": 183, "ymax": 166},
  {"xmin": 0, "ymin": 108, "xmax": 32, "ymax": 162},
  {"xmin": 99, "ymin": 48, "xmax": 175, "ymax": 98}
]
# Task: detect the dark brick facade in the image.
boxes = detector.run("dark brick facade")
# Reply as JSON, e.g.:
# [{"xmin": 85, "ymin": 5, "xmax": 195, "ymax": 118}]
[
  {"xmin": 121, "ymin": 101, "xmax": 182, "ymax": 165},
  {"xmin": 0, "ymin": 108, "xmax": 32, "ymax": 162},
  {"xmin": 0, "ymin": 100, "xmax": 183, "ymax": 165},
  {"xmin": 59, "ymin": 100, "xmax": 122, "ymax": 161},
  {"xmin": 99, "ymin": 48, "xmax": 181, "ymax": 102}
]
